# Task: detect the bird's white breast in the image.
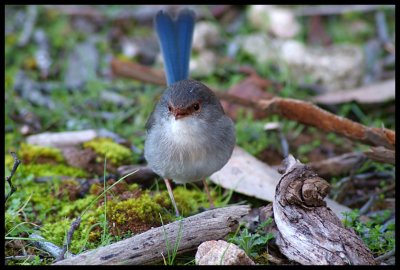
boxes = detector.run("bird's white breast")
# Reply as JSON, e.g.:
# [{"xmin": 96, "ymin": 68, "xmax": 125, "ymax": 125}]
[{"xmin": 165, "ymin": 116, "xmax": 207, "ymax": 149}]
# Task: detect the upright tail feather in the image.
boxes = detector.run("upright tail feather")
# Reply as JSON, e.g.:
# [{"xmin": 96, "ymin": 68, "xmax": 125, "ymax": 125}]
[
  {"xmin": 176, "ymin": 9, "xmax": 195, "ymax": 82},
  {"xmin": 154, "ymin": 9, "xmax": 195, "ymax": 86}
]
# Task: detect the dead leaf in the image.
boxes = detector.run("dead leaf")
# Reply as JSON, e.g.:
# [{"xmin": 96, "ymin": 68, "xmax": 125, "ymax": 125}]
[
  {"xmin": 221, "ymin": 74, "xmax": 273, "ymax": 120},
  {"xmin": 210, "ymin": 146, "xmax": 351, "ymax": 219},
  {"xmin": 313, "ymin": 79, "xmax": 395, "ymax": 104}
]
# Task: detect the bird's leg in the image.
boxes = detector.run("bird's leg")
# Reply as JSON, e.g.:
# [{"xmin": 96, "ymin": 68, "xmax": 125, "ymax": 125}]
[
  {"xmin": 164, "ymin": 178, "xmax": 180, "ymax": 217},
  {"xmin": 202, "ymin": 179, "xmax": 215, "ymax": 209}
]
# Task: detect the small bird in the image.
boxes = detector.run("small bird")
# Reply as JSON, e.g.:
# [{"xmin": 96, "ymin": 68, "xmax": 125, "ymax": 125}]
[{"xmin": 144, "ymin": 9, "xmax": 236, "ymax": 216}]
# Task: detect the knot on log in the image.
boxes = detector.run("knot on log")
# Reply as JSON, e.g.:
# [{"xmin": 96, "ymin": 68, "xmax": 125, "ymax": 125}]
[
  {"xmin": 278, "ymin": 156, "xmax": 330, "ymax": 207},
  {"xmin": 302, "ymin": 177, "xmax": 330, "ymax": 207}
]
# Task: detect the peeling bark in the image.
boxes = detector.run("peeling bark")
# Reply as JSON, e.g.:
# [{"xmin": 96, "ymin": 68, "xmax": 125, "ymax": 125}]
[{"xmin": 272, "ymin": 156, "xmax": 376, "ymax": 265}]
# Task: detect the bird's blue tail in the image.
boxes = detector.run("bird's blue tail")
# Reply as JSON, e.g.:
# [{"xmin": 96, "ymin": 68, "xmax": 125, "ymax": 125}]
[{"xmin": 154, "ymin": 9, "xmax": 195, "ymax": 86}]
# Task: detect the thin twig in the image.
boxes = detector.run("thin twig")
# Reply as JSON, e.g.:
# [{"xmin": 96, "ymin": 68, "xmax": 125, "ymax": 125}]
[
  {"xmin": 346, "ymin": 183, "xmax": 395, "ymax": 207},
  {"xmin": 358, "ymin": 195, "xmax": 377, "ymax": 215},
  {"xmin": 375, "ymin": 249, "xmax": 395, "ymax": 263},
  {"xmin": 5, "ymin": 255, "xmax": 38, "ymax": 262},
  {"xmin": 30, "ymin": 233, "xmax": 75, "ymax": 259},
  {"xmin": 5, "ymin": 152, "xmax": 21, "ymax": 203},
  {"xmin": 55, "ymin": 217, "xmax": 81, "ymax": 262}
]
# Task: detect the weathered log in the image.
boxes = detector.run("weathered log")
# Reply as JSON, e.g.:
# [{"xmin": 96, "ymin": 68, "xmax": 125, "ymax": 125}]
[
  {"xmin": 53, "ymin": 205, "xmax": 250, "ymax": 265},
  {"xmin": 273, "ymin": 155, "xmax": 376, "ymax": 265}
]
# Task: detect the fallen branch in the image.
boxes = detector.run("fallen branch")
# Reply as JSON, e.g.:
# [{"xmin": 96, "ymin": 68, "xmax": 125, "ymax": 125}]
[
  {"xmin": 111, "ymin": 58, "xmax": 166, "ymax": 86},
  {"xmin": 308, "ymin": 152, "xmax": 367, "ymax": 178},
  {"xmin": 53, "ymin": 205, "xmax": 250, "ymax": 265},
  {"xmin": 5, "ymin": 152, "xmax": 21, "ymax": 203},
  {"xmin": 364, "ymin": 146, "xmax": 395, "ymax": 165},
  {"xmin": 309, "ymin": 147, "xmax": 395, "ymax": 176},
  {"xmin": 216, "ymin": 93, "xmax": 395, "ymax": 150},
  {"xmin": 375, "ymin": 249, "xmax": 395, "ymax": 263}
]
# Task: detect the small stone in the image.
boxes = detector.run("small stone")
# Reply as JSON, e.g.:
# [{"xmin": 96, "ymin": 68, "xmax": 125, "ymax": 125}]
[
  {"xmin": 192, "ymin": 21, "xmax": 221, "ymax": 51},
  {"xmin": 240, "ymin": 34, "xmax": 274, "ymax": 66},
  {"xmin": 195, "ymin": 240, "xmax": 255, "ymax": 265},
  {"xmin": 238, "ymin": 36, "xmax": 364, "ymax": 92},
  {"xmin": 248, "ymin": 5, "xmax": 300, "ymax": 39},
  {"xmin": 64, "ymin": 39, "xmax": 99, "ymax": 89},
  {"xmin": 189, "ymin": 50, "xmax": 217, "ymax": 77}
]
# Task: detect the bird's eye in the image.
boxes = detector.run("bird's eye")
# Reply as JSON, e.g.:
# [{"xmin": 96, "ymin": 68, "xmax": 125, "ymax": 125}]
[
  {"xmin": 193, "ymin": 103, "xmax": 200, "ymax": 111},
  {"xmin": 168, "ymin": 105, "xmax": 172, "ymax": 112}
]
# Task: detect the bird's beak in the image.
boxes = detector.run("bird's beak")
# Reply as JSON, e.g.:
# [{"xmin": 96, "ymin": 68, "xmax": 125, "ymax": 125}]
[{"xmin": 173, "ymin": 108, "xmax": 190, "ymax": 120}]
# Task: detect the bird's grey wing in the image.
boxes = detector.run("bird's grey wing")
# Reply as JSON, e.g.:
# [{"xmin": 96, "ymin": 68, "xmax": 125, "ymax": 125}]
[{"xmin": 145, "ymin": 109, "xmax": 156, "ymax": 131}]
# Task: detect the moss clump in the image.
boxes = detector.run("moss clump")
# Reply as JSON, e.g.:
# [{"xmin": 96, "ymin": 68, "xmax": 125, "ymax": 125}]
[
  {"xmin": 83, "ymin": 138, "xmax": 134, "ymax": 167},
  {"xmin": 57, "ymin": 179, "xmax": 81, "ymax": 201},
  {"xmin": 56, "ymin": 195, "xmax": 97, "ymax": 220},
  {"xmin": 172, "ymin": 186, "xmax": 208, "ymax": 216},
  {"xmin": 19, "ymin": 143, "xmax": 64, "ymax": 164},
  {"xmin": 5, "ymin": 154, "xmax": 14, "ymax": 170},
  {"xmin": 21, "ymin": 163, "xmax": 87, "ymax": 178},
  {"xmin": 107, "ymin": 192, "xmax": 174, "ymax": 236},
  {"xmin": 90, "ymin": 180, "xmax": 140, "ymax": 197},
  {"xmin": 5, "ymin": 133, "xmax": 20, "ymax": 153}
]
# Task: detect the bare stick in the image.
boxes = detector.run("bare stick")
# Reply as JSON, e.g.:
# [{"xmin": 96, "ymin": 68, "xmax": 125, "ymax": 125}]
[
  {"xmin": 364, "ymin": 146, "xmax": 395, "ymax": 165},
  {"xmin": 216, "ymin": 93, "xmax": 395, "ymax": 150},
  {"xmin": 111, "ymin": 58, "xmax": 166, "ymax": 86},
  {"xmin": 5, "ymin": 152, "xmax": 21, "ymax": 203},
  {"xmin": 308, "ymin": 152, "xmax": 367, "ymax": 178},
  {"xmin": 30, "ymin": 233, "xmax": 75, "ymax": 259},
  {"xmin": 375, "ymin": 248, "xmax": 395, "ymax": 263},
  {"xmin": 55, "ymin": 217, "xmax": 81, "ymax": 262},
  {"xmin": 53, "ymin": 205, "xmax": 250, "ymax": 265}
]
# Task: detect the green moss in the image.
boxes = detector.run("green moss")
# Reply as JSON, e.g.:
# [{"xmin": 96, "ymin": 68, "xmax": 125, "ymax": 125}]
[
  {"xmin": 5, "ymin": 133, "xmax": 21, "ymax": 153},
  {"xmin": 83, "ymin": 138, "xmax": 134, "ymax": 167},
  {"xmin": 20, "ymin": 163, "xmax": 87, "ymax": 178},
  {"xmin": 56, "ymin": 195, "xmax": 97, "ymax": 220},
  {"xmin": 5, "ymin": 154, "xmax": 14, "ymax": 170},
  {"xmin": 19, "ymin": 143, "xmax": 65, "ymax": 164},
  {"xmin": 107, "ymin": 192, "xmax": 174, "ymax": 236},
  {"xmin": 90, "ymin": 180, "xmax": 140, "ymax": 197},
  {"xmin": 173, "ymin": 186, "xmax": 208, "ymax": 216},
  {"xmin": 23, "ymin": 179, "xmax": 64, "ymax": 222}
]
